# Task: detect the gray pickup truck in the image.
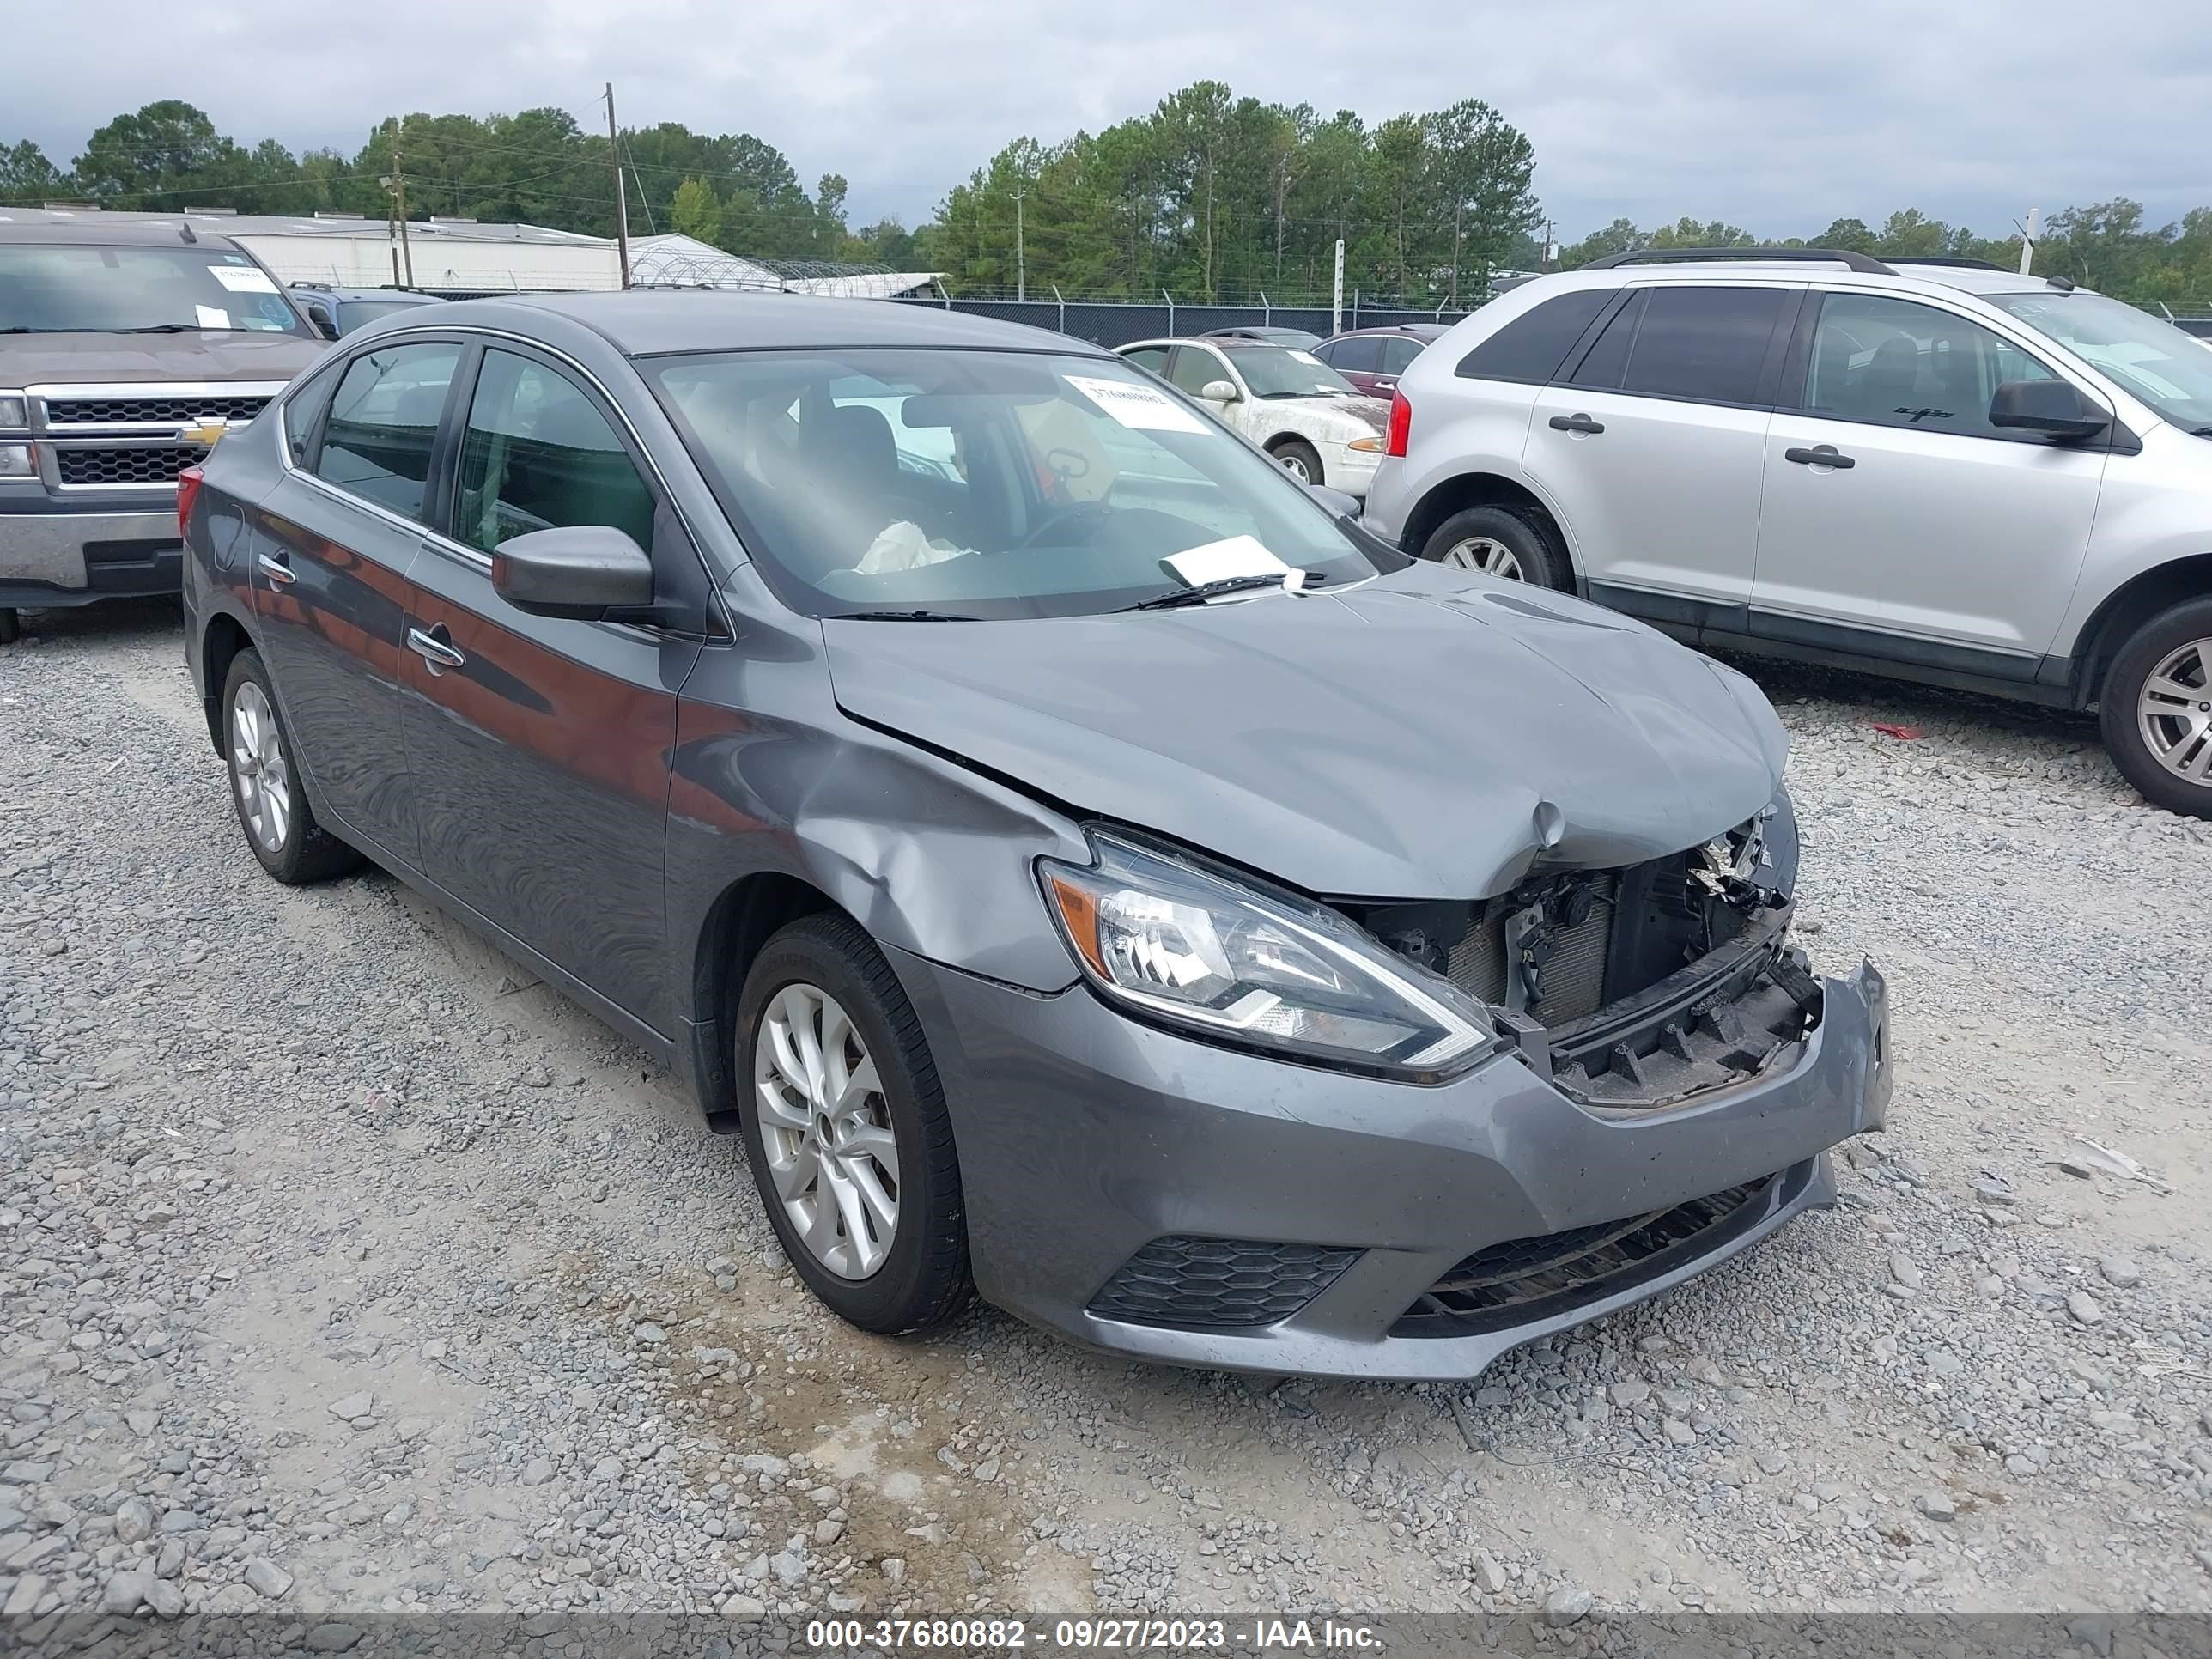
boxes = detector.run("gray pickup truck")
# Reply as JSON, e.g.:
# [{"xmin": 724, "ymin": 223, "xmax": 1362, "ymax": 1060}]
[{"xmin": 1, "ymin": 220, "xmax": 326, "ymax": 642}]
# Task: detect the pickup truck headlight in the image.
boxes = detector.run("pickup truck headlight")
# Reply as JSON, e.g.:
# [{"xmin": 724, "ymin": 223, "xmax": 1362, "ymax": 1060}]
[
  {"xmin": 1039, "ymin": 830, "xmax": 1498, "ymax": 1079},
  {"xmin": 0, "ymin": 444, "xmax": 33, "ymax": 480},
  {"xmin": 0, "ymin": 394, "xmax": 26, "ymax": 430}
]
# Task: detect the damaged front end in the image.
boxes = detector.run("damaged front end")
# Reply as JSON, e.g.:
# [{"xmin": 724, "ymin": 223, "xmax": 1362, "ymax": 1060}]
[{"xmin": 1350, "ymin": 797, "xmax": 1821, "ymax": 1114}]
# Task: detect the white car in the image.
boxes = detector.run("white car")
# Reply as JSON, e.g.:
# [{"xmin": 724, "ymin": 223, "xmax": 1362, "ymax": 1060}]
[{"xmin": 1115, "ymin": 337, "xmax": 1390, "ymax": 496}]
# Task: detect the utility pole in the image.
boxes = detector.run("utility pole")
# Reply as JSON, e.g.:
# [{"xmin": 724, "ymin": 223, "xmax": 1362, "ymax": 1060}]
[
  {"xmin": 2020, "ymin": 206, "xmax": 2041, "ymax": 276},
  {"xmin": 379, "ymin": 118, "xmax": 415, "ymax": 289},
  {"xmin": 1012, "ymin": 186, "xmax": 1026, "ymax": 302},
  {"xmin": 1331, "ymin": 239, "xmax": 1345, "ymax": 337},
  {"xmin": 605, "ymin": 82, "xmax": 631, "ymax": 290},
  {"xmin": 1543, "ymin": 218, "xmax": 1555, "ymax": 273}
]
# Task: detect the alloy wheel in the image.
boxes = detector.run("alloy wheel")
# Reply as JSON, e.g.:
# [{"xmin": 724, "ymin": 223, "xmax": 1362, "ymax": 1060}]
[
  {"xmin": 2136, "ymin": 636, "xmax": 2212, "ymax": 785},
  {"xmin": 754, "ymin": 982, "xmax": 900, "ymax": 1279},
  {"xmin": 229, "ymin": 681, "xmax": 292, "ymax": 853},
  {"xmin": 1277, "ymin": 452, "xmax": 1311, "ymax": 482},
  {"xmin": 1443, "ymin": 536, "xmax": 1526, "ymax": 580}
]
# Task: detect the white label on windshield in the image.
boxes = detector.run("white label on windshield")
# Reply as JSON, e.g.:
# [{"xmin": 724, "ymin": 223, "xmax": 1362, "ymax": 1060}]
[
  {"xmin": 208, "ymin": 264, "xmax": 278, "ymax": 294},
  {"xmin": 1163, "ymin": 534, "xmax": 1292, "ymax": 588},
  {"xmin": 1289, "ymin": 349, "xmax": 1324, "ymax": 366},
  {"xmin": 1065, "ymin": 374, "xmax": 1207, "ymax": 434},
  {"xmin": 194, "ymin": 304, "xmax": 231, "ymax": 330}
]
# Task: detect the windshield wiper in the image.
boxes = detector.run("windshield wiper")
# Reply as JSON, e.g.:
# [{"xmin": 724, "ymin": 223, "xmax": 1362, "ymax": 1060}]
[
  {"xmin": 2191, "ymin": 426, "xmax": 2212, "ymax": 438},
  {"xmin": 827, "ymin": 609, "xmax": 982, "ymax": 622},
  {"xmin": 110, "ymin": 323, "xmax": 245, "ymax": 334},
  {"xmin": 1123, "ymin": 572, "xmax": 1318, "ymax": 611}
]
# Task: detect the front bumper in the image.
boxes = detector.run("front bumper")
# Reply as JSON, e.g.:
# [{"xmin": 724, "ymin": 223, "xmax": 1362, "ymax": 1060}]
[
  {"xmin": 0, "ymin": 494, "xmax": 183, "ymax": 606},
  {"xmin": 891, "ymin": 945, "xmax": 1888, "ymax": 1381},
  {"xmin": 1324, "ymin": 443, "xmax": 1382, "ymax": 498}
]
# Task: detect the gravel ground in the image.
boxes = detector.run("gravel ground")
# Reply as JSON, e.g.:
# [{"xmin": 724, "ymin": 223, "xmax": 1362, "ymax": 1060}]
[{"xmin": 2, "ymin": 599, "xmax": 2208, "ymax": 1638}]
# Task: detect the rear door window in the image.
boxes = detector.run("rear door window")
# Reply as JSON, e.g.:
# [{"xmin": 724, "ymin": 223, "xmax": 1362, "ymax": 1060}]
[
  {"xmin": 313, "ymin": 342, "xmax": 463, "ymax": 521},
  {"xmin": 1456, "ymin": 288, "xmax": 1614, "ymax": 384},
  {"xmin": 1120, "ymin": 345, "xmax": 1170, "ymax": 376},
  {"xmin": 1330, "ymin": 337, "xmax": 1384, "ymax": 374},
  {"xmin": 1616, "ymin": 286, "xmax": 1789, "ymax": 405}
]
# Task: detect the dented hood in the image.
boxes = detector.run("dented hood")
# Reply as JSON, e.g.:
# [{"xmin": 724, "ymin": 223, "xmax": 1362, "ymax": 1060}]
[{"xmin": 822, "ymin": 563, "xmax": 1788, "ymax": 900}]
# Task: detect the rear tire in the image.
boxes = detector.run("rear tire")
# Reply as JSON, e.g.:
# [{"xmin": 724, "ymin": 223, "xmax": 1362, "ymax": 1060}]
[
  {"xmin": 1420, "ymin": 505, "xmax": 1567, "ymax": 590},
  {"xmin": 1271, "ymin": 438, "xmax": 1324, "ymax": 486},
  {"xmin": 735, "ymin": 913, "xmax": 973, "ymax": 1334},
  {"xmin": 2099, "ymin": 598, "xmax": 2212, "ymax": 818},
  {"xmin": 222, "ymin": 647, "xmax": 365, "ymax": 884},
  {"xmin": 0, "ymin": 608, "xmax": 19, "ymax": 645}
]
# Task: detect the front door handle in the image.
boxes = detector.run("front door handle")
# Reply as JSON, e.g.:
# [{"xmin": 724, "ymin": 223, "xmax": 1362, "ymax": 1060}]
[
  {"xmin": 406, "ymin": 624, "xmax": 465, "ymax": 675},
  {"xmin": 1784, "ymin": 444, "xmax": 1856, "ymax": 470},
  {"xmin": 256, "ymin": 553, "xmax": 296, "ymax": 586},
  {"xmin": 1548, "ymin": 413, "xmax": 1605, "ymax": 435}
]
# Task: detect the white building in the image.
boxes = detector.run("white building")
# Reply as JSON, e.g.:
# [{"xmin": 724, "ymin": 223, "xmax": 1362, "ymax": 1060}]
[
  {"xmin": 0, "ymin": 207, "xmax": 939, "ymax": 300},
  {"xmin": 0, "ymin": 205, "xmax": 621, "ymax": 293}
]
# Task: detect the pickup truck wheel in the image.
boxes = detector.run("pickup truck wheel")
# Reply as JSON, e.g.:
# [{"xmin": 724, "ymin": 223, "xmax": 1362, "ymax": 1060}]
[
  {"xmin": 222, "ymin": 647, "xmax": 365, "ymax": 883},
  {"xmin": 735, "ymin": 913, "xmax": 973, "ymax": 1335},
  {"xmin": 0, "ymin": 608, "xmax": 19, "ymax": 645},
  {"xmin": 1421, "ymin": 506, "xmax": 1566, "ymax": 590},
  {"xmin": 2100, "ymin": 597, "xmax": 2212, "ymax": 817}
]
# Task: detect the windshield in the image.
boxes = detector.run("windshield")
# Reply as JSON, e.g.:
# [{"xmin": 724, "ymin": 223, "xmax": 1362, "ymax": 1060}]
[
  {"xmin": 1989, "ymin": 289, "xmax": 2212, "ymax": 433},
  {"xmin": 647, "ymin": 348, "xmax": 1390, "ymax": 620},
  {"xmin": 1222, "ymin": 344, "xmax": 1359, "ymax": 399},
  {"xmin": 0, "ymin": 244, "xmax": 313, "ymax": 337}
]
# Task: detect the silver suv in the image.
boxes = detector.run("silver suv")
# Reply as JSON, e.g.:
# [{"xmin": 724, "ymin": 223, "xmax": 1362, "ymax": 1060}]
[{"xmin": 1362, "ymin": 248, "xmax": 2212, "ymax": 817}]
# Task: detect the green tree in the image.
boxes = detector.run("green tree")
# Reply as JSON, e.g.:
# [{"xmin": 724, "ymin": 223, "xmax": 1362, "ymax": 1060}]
[
  {"xmin": 670, "ymin": 177, "xmax": 723, "ymax": 245},
  {"xmin": 0, "ymin": 140, "xmax": 72, "ymax": 203}
]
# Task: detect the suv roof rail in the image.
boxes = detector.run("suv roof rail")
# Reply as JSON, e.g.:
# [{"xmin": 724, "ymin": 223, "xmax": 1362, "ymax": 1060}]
[
  {"xmin": 1886, "ymin": 256, "xmax": 2009, "ymax": 271},
  {"xmin": 1581, "ymin": 246, "xmax": 1895, "ymax": 276}
]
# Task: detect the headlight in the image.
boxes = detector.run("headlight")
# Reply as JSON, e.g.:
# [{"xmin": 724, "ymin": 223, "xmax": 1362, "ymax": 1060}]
[
  {"xmin": 0, "ymin": 444, "xmax": 33, "ymax": 480},
  {"xmin": 0, "ymin": 393, "xmax": 26, "ymax": 429},
  {"xmin": 1346, "ymin": 434, "xmax": 1382, "ymax": 452},
  {"xmin": 1038, "ymin": 830, "xmax": 1499, "ymax": 1079}
]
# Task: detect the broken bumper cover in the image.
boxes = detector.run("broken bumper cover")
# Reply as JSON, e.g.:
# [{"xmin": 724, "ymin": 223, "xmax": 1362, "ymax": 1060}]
[{"xmin": 892, "ymin": 944, "xmax": 1888, "ymax": 1381}]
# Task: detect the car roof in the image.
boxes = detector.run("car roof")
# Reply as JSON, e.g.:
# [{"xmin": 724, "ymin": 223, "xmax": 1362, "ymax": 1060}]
[
  {"xmin": 293, "ymin": 286, "xmax": 443, "ymax": 305},
  {"xmin": 0, "ymin": 221, "xmax": 246, "ymax": 251},
  {"xmin": 429, "ymin": 290, "xmax": 1107, "ymax": 358},
  {"xmin": 1521, "ymin": 255, "xmax": 2079, "ymax": 303},
  {"xmin": 1328, "ymin": 324, "xmax": 1448, "ymax": 340}
]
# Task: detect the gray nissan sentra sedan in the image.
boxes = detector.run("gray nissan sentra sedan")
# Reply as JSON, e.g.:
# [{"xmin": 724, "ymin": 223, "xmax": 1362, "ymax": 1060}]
[{"xmin": 179, "ymin": 293, "xmax": 1891, "ymax": 1381}]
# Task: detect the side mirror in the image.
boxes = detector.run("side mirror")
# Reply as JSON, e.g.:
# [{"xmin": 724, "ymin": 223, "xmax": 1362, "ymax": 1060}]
[
  {"xmin": 1990, "ymin": 378, "xmax": 2108, "ymax": 441},
  {"xmin": 491, "ymin": 525, "xmax": 655, "ymax": 620},
  {"xmin": 1199, "ymin": 379, "xmax": 1240, "ymax": 404},
  {"xmin": 1304, "ymin": 482, "xmax": 1362, "ymax": 519}
]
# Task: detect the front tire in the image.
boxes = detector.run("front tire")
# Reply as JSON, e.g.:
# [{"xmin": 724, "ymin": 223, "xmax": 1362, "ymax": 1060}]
[
  {"xmin": 222, "ymin": 647, "xmax": 364, "ymax": 884},
  {"xmin": 1420, "ymin": 505, "xmax": 1567, "ymax": 590},
  {"xmin": 735, "ymin": 913, "xmax": 972, "ymax": 1334},
  {"xmin": 2100, "ymin": 598, "xmax": 2212, "ymax": 817},
  {"xmin": 1272, "ymin": 438, "xmax": 1324, "ymax": 486}
]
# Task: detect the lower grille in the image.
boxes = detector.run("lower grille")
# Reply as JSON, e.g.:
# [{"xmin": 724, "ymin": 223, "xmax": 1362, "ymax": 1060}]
[
  {"xmin": 56, "ymin": 445, "xmax": 208, "ymax": 486},
  {"xmin": 1088, "ymin": 1236, "xmax": 1360, "ymax": 1332},
  {"xmin": 1392, "ymin": 1170, "xmax": 1788, "ymax": 1337}
]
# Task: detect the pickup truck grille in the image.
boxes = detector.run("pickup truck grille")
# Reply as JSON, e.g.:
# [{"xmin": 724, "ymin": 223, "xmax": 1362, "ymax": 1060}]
[
  {"xmin": 44, "ymin": 394, "xmax": 269, "ymax": 426},
  {"xmin": 55, "ymin": 445, "xmax": 211, "ymax": 487}
]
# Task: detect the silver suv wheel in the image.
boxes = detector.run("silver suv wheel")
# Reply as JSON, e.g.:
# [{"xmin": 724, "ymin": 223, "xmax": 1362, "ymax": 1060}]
[
  {"xmin": 754, "ymin": 981, "xmax": 901, "ymax": 1279},
  {"xmin": 2136, "ymin": 636, "xmax": 2212, "ymax": 783},
  {"xmin": 1443, "ymin": 536, "xmax": 1526, "ymax": 580},
  {"xmin": 229, "ymin": 680, "xmax": 292, "ymax": 853}
]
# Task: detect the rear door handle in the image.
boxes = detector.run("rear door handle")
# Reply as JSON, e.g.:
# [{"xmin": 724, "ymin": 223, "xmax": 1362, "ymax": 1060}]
[
  {"xmin": 1548, "ymin": 413, "xmax": 1605, "ymax": 434},
  {"xmin": 406, "ymin": 624, "xmax": 465, "ymax": 674},
  {"xmin": 256, "ymin": 553, "xmax": 295, "ymax": 586},
  {"xmin": 1784, "ymin": 444, "xmax": 1856, "ymax": 470}
]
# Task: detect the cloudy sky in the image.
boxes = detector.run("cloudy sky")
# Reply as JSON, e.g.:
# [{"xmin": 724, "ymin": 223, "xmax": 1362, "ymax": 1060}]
[{"xmin": 16, "ymin": 0, "xmax": 2212, "ymax": 240}]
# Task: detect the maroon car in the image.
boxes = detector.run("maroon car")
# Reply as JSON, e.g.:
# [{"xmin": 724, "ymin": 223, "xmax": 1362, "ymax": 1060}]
[{"xmin": 1312, "ymin": 324, "xmax": 1449, "ymax": 397}]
